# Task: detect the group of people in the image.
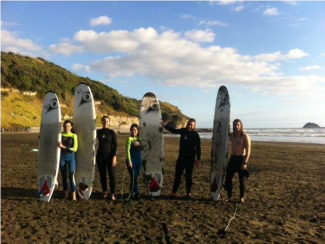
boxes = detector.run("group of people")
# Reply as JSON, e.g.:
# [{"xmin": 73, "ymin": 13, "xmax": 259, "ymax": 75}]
[{"xmin": 58, "ymin": 116, "xmax": 250, "ymax": 203}]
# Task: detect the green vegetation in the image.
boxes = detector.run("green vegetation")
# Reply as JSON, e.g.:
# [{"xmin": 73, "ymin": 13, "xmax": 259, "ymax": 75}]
[{"xmin": 1, "ymin": 52, "xmax": 188, "ymax": 127}]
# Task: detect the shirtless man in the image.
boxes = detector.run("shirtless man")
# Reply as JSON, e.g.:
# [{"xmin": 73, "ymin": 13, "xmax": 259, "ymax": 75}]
[{"xmin": 225, "ymin": 119, "xmax": 251, "ymax": 203}]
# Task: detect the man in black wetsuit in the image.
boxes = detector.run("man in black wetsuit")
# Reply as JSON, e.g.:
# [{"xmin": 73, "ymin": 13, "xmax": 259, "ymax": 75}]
[
  {"xmin": 162, "ymin": 118, "xmax": 201, "ymax": 198},
  {"xmin": 96, "ymin": 116, "xmax": 118, "ymax": 200}
]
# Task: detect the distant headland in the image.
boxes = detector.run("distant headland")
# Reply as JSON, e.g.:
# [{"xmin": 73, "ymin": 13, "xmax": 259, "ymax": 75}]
[{"xmin": 303, "ymin": 122, "xmax": 321, "ymax": 128}]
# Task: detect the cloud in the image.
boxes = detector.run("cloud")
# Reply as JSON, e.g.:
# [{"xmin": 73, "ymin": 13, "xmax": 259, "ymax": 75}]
[
  {"xmin": 184, "ymin": 29, "xmax": 215, "ymax": 42},
  {"xmin": 297, "ymin": 18, "xmax": 310, "ymax": 22},
  {"xmin": 90, "ymin": 16, "xmax": 112, "ymax": 26},
  {"xmin": 49, "ymin": 38, "xmax": 84, "ymax": 56},
  {"xmin": 263, "ymin": 7, "xmax": 279, "ymax": 16},
  {"xmin": 49, "ymin": 27, "xmax": 325, "ymax": 98},
  {"xmin": 299, "ymin": 65, "xmax": 321, "ymax": 71},
  {"xmin": 287, "ymin": 49, "xmax": 309, "ymax": 59},
  {"xmin": 283, "ymin": 1, "xmax": 296, "ymax": 5},
  {"xmin": 1, "ymin": 29, "xmax": 46, "ymax": 57},
  {"xmin": 254, "ymin": 49, "xmax": 309, "ymax": 62},
  {"xmin": 182, "ymin": 14, "xmax": 195, "ymax": 20},
  {"xmin": 321, "ymin": 53, "xmax": 325, "ymax": 57},
  {"xmin": 1, "ymin": 20, "xmax": 18, "ymax": 26},
  {"xmin": 232, "ymin": 5, "xmax": 245, "ymax": 12},
  {"xmin": 217, "ymin": 0, "xmax": 237, "ymax": 5},
  {"xmin": 197, "ymin": 20, "xmax": 229, "ymax": 27}
]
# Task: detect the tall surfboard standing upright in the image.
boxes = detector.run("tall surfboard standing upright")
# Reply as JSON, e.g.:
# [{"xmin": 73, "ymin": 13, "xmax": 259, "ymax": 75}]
[
  {"xmin": 73, "ymin": 83, "xmax": 97, "ymax": 200},
  {"xmin": 210, "ymin": 86, "xmax": 231, "ymax": 201},
  {"xmin": 140, "ymin": 92, "xmax": 164, "ymax": 196},
  {"xmin": 38, "ymin": 92, "xmax": 61, "ymax": 202}
]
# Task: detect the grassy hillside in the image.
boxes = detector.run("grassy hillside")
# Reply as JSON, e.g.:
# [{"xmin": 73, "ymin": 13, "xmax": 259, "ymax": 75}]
[{"xmin": 1, "ymin": 52, "xmax": 188, "ymax": 128}]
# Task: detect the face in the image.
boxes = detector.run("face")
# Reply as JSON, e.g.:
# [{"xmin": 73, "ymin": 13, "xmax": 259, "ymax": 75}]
[
  {"xmin": 102, "ymin": 118, "xmax": 109, "ymax": 128},
  {"xmin": 234, "ymin": 121, "xmax": 242, "ymax": 132},
  {"xmin": 64, "ymin": 123, "xmax": 72, "ymax": 133},
  {"xmin": 187, "ymin": 121, "xmax": 196, "ymax": 132},
  {"xmin": 131, "ymin": 127, "xmax": 138, "ymax": 137}
]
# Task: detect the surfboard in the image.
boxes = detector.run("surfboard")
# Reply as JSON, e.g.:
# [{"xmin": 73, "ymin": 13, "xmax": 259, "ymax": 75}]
[
  {"xmin": 210, "ymin": 86, "xmax": 231, "ymax": 201},
  {"xmin": 38, "ymin": 92, "xmax": 61, "ymax": 202},
  {"xmin": 73, "ymin": 83, "xmax": 97, "ymax": 200},
  {"xmin": 140, "ymin": 92, "xmax": 164, "ymax": 196}
]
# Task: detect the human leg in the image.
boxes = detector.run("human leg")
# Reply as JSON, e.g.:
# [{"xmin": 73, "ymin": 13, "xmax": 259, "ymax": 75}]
[
  {"xmin": 60, "ymin": 157, "xmax": 68, "ymax": 197},
  {"xmin": 185, "ymin": 159, "xmax": 195, "ymax": 195},
  {"xmin": 172, "ymin": 158, "xmax": 186, "ymax": 194},
  {"xmin": 97, "ymin": 157, "xmax": 108, "ymax": 195}
]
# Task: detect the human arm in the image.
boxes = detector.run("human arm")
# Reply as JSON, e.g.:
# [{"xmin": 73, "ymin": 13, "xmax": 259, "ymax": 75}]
[
  {"xmin": 57, "ymin": 134, "xmax": 78, "ymax": 152},
  {"xmin": 161, "ymin": 122, "xmax": 182, "ymax": 135},
  {"xmin": 126, "ymin": 137, "xmax": 132, "ymax": 167},
  {"xmin": 242, "ymin": 134, "xmax": 251, "ymax": 170},
  {"xmin": 111, "ymin": 130, "xmax": 118, "ymax": 167},
  {"xmin": 195, "ymin": 132, "xmax": 201, "ymax": 166}
]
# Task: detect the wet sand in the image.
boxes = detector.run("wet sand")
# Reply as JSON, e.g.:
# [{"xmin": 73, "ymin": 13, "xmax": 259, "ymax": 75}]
[{"xmin": 1, "ymin": 133, "xmax": 325, "ymax": 243}]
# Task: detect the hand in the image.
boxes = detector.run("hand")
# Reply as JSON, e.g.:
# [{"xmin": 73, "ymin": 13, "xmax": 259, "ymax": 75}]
[
  {"xmin": 241, "ymin": 162, "xmax": 247, "ymax": 170},
  {"xmin": 57, "ymin": 141, "xmax": 64, "ymax": 149},
  {"xmin": 127, "ymin": 161, "xmax": 132, "ymax": 168},
  {"xmin": 195, "ymin": 160, "xmax": 200, "ymax": 166},
  {"xmin": 161, "ymin": 121, "xmax": 165, "ymax": 127},
  {"xmin": 112, "ymin": 156, "xmax": 117, "ymax": 167}
]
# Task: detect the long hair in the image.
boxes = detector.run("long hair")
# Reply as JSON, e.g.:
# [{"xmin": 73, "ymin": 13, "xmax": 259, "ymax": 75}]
[
  {"xmin": 233, "ymin": 119, "xmax": 244, "ymax": 137},
  {"xmin": 130, "ymin": 123, "xmax": 140, "ymax": 136}
]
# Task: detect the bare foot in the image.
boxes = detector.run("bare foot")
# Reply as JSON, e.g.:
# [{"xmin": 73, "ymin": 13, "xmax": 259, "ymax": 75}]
[
  {"xmin": 169, "ymin": 192, "xmax": 177, "ymax": 198},
  {"xmin": 240, "ymin": 198, "xmax": 245, "ymax": 203},
  {"xmin": 64, "ymin": 191, "xmax": 69, "ymax": 199},
  {"xmin": 103, "ymin": 191, "xmax": 108, "ymax": 199},
  {"xmin": 225, "ymin": 198, "xmax": 231, "ymax": 203},
  {"xmin": 72, "ymin": 192, "xmax": 77, "ymax": 201},
  {"xmin": 111, "ymin": 194, "xmax": 116, "ymax": 201}
]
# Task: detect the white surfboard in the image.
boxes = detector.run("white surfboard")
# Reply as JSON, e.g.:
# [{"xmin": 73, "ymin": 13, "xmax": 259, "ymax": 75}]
[
  {"xmin": 73, "ymin": 83, "xmax": 96, "ymax": 200},
  {"xmin": 211, "ymin": 86, "xmax": 231, "ymax": 201},
  {"xmin": 38, "ymin": 92, "xmax": 61, "ymax": 202},
  {"xmin": 140, "ymin": 92, "xmax": 164, "ymax": 196}
]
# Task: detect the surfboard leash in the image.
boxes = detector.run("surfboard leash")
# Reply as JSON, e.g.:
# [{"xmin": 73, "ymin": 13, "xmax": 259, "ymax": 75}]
[{"xmin": 218, "ymin": 202, "xmax": 239, "ymax": 238}]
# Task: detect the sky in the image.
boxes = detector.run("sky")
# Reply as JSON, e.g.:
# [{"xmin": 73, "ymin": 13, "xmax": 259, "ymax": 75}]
[{"xmin": 1, "ymin": 1, "xmax": 325, "ymax": 128}]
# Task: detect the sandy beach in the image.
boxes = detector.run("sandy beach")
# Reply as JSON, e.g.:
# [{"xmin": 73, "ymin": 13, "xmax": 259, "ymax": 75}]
[{"xmin": 1, "ymin": 133, "xmax": 325, "ymax": 243}]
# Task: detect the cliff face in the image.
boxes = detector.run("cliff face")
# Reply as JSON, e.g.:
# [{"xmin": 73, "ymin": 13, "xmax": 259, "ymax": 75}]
[{"xmin": 303, "ymin": 122, "xmax": 320, "ymax": 128}]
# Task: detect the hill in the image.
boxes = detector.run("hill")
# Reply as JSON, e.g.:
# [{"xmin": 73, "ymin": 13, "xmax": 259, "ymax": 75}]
[{"xmin": 1, "ymin": 52, "xmax": 187, "ymax": 128}]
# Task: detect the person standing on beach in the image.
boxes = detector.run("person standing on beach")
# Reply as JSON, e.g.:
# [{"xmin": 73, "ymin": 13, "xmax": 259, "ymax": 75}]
[
  {"xmin": 96, "ymin": 116, "xmax": 118, "ymax": 200},
  {"xmin": 125, "ymin": 123, "xmax": 142, "ymax": 201},
  {"xmin": 225, "ymin": 119, "xmax": 251, "ymax": 203},
  {"xmin": 162, "ymin": 118, "xmax": 201, "ymax": 198},
  {"xmin": 57, "ymin": 120, "xmax": 78, "ymax": 201}
]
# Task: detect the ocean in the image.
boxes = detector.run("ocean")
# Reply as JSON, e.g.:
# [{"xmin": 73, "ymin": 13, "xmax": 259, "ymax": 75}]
[{"xmin": 166, "ymin": 128, "xmax": 325, "ymax": 145}]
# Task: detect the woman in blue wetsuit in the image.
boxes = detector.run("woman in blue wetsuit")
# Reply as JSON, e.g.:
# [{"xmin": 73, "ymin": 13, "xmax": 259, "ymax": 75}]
[
  {"xmin": 125, "ymin": 123, "xmax": 142, "ymax": 201},
  {"xmin": 57, "ymin": 120, "xmax": 78, "ymax": 201}
]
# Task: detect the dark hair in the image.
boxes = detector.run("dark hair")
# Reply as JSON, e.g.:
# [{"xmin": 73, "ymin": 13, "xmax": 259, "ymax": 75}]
[
  {"xmin": 63, "ymin": 120, "xmax": 75, "ymax": 133},
  {"xmin": 233, "ymin": 119, "xmax": 244, "ymax": 137},
  {"xmin": 187, "ymin": 118, "xmax": 196, "ymax": 125},
  {"xmin": 63, "ymin": 120, "xmax": 73, "ymax": 127},
  {"xmin": 130, "ymin": 123, "xmax": 140, "ymax": 136},
  {"xmin": 101, "ymin": 115, "xmax": 110, "ymax": 122}
]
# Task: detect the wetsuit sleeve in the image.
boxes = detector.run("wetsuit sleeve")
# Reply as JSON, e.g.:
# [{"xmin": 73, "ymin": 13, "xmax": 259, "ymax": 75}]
[
  {"xmin": 196, "ymin": 132, "xmax": 201, "ymax": 160},
  {"xmin": 126, "ymin": 137, "xmax": 132, "ymax": 162},
  {"xmin": 164, "ymin": 125, "xmax": 183, "ymax": 135},
  {"xmin": 111, "ymin": 130, "xmax": 118, "ymax": 156},
  {"xmin": 66, "ymin": 134, "xmax": 78, "ymax": 152}
]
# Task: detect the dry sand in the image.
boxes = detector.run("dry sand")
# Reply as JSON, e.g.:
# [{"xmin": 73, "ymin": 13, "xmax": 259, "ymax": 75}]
[{"xmin": 1, "ymin": 133, "xmax": 325, "ymax": 243}]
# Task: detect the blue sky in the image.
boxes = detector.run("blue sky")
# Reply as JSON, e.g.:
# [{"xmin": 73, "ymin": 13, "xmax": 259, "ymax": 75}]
[{"xmin": 2, "ymin": 1, "xmax": 325, "ymax": 128}]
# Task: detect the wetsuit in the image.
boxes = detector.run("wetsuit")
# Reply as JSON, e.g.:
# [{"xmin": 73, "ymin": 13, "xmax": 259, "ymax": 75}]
[
  {"xmin": 60, "ymin": 131, "xmax": 78, "ymax": 192},
  {"xmin": 225, "ymin": 155, "xmax": 247, "ymax": 198},
  {"xmin": 126, "ymin": 136, "xmax": 141, "ymax": 196},
  {"xmin": 96, "ymin": 128, "xmax": 118, "ymax": 194},
  {"xmin": 164, "ymin": 125, "xmax": 201, "ymax": 194}
]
